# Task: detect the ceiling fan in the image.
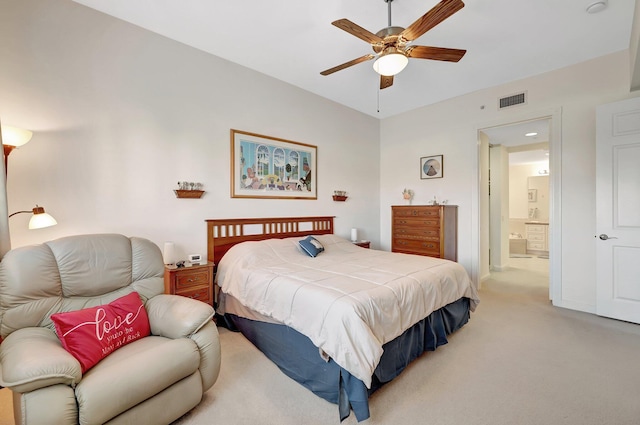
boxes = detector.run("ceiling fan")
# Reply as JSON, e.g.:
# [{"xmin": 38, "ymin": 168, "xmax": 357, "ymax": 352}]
[{"xmin": 320, "ymin": 0, "xmax": 467, "ymax": 89}]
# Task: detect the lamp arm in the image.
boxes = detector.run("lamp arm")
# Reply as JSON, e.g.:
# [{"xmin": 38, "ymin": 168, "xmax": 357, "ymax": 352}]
[{"xmin": 8, "ymin": 210, "xmax": 32, "ymax": 218}]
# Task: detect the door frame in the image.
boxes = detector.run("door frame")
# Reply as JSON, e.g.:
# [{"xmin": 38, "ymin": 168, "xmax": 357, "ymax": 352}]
[{"xmin": 471, "ymin": 107, "xmax": 562, "ymax": 303}]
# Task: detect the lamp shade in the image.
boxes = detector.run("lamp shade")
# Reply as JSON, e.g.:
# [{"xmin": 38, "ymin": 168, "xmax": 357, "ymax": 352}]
[
  {"xmin": 28, "ymin": 206, "xmax": 57, "ymax": 229},
  {"xmin": 373, "ymin": 49, "xmax": 409, "ymax": 76},
  {"xmin": 9, "ymin": 205, "xmax": 57, "ymax": 229},
  {"xmin": 163, "ymin": 241, "xmax": 177, "ymax": 265},
  {"xmin": 1, "ymin": 125, "xmax": 33, "ymax": 147}
]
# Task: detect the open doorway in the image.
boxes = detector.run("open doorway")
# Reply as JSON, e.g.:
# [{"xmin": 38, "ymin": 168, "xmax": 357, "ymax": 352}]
[{"xmin": 480, "ymin": 118, "xmax": 551, "ymax": 296}]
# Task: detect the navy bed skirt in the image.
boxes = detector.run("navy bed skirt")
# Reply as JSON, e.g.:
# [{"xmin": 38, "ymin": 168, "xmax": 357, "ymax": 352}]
[{"xmin": 222, "ymin": 297, "xmax": 471, "ymax": 422}]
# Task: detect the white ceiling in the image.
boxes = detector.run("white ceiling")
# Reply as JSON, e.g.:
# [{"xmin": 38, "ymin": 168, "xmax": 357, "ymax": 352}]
[
  {"xmin": 71, "ymin": 0, "xmax": 635, "ymax": 119},
  {"xmin": 481, "ymin": 118, "xmax": 550, "ymax": 165},
  {"xmin": 508, "ymin": 148, "xmax": 549, "ymax": 166}
]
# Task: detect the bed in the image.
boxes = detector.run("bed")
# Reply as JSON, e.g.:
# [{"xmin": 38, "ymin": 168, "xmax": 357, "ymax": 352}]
[{"xmin": 207, "ymin": 216, "xmax": 479, "ymax": 422}]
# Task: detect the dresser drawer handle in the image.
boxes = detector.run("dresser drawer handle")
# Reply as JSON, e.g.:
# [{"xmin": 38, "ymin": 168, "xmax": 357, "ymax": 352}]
[{"xmin": 190, "ymin": 293, "xmax": 201, "ymax": 299}]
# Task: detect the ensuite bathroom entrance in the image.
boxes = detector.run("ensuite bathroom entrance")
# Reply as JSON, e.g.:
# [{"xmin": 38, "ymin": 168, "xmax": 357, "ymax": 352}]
[{"xmin": 481, "ymin": 117, "xmax": 551, "ymax": 293}]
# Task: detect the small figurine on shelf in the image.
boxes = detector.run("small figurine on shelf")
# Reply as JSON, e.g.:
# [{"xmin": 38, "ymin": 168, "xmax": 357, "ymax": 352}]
[
  {"xmin": 177, "ymin": 181, "xmax": 203, "ymax": 191},
  {"xmin": 175, "ymin": 181, "xmax": 205, "ymax": 198},
  {"xmin": 402, "ymin": 188, "xmax": 414, "ymax": 205},
  {"xmin": 332, "ymin": 190, "xmax": 348, "ymax": 201}
]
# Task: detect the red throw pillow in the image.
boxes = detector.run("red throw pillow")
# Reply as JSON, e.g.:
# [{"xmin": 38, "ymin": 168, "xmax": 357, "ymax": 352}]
[{"xmin": 51, "ymin": 292, "xmax": 151, "ymax": 373}]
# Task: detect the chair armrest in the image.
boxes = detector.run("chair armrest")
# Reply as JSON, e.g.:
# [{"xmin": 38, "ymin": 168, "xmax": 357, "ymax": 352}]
[
  {"xmin": 0, "ymin": 327, "xmax": 82, "ymax": 393},
  {"xmin": 145, "ymin": 294, "xmax": 215, "ymax": 339},
  {"xmin": 146, "ymin": 295, "xmax": 220, "ymax": 391},
  {"xmin": 190, "ymin": 320, "xmax": 221, "ymax": 392}
]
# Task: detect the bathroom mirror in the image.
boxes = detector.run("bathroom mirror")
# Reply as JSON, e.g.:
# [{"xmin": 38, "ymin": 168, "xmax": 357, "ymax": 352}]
[{"xmin": 527, "ymin": 176, "xmax": 549, "ymax": 222}]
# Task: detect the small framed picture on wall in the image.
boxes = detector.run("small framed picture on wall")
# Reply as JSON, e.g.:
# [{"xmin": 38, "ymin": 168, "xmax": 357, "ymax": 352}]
[{"xmin": 420, "ymin": 155, "xmax": 443, "ymax": 179}]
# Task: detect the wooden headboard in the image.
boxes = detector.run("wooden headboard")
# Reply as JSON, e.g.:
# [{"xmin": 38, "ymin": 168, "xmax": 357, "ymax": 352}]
[{"xmin": 206, "ymin": 216, "xmax": 334, "ymax": 265}]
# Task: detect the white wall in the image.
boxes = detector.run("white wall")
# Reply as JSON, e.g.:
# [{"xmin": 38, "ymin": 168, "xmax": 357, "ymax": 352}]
[
  {"xmin": 0, "ymin": 0, "xmax": 380, "ymax": 259},
  {"xmin": 380, "ymin": 50, "xmax": 639, "ymax": 313},
  {"xmin": 489, "ymin": 145, "xmax": 510, "ymax": 271},
  {"xmin": 478, "ymin": 133, "xmax": 490, "ymax": 281},
  {"xmin": 509, "ymin": 163, "xmax": 546, "ymax": 220},
  {"xmin": 528, "ymin": 175, "xmax": 549, "ymax": 222},
  {"xmin": 3, "ymin": 0, "xmax": 640, "ymax": 316}
]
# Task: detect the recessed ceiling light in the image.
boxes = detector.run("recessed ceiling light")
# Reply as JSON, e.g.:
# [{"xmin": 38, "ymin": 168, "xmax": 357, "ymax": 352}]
[
  {"xmin": 525, "ymin": 132, "xmax": 538, "ymax": 137},
  {"xmin": 586, "ymin": 0, "xmax": 608, "ymax": 14}
]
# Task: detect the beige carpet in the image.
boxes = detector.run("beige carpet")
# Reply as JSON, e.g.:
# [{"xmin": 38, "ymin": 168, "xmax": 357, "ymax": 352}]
[{"xmin": 2, "ymin": 257, "xmax": 640, "ymax": 424}]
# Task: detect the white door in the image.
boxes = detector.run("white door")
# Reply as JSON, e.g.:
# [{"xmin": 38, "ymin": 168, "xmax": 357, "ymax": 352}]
[{"xmin": 596, "ymin": 97, "xmax": 640, "ymax": 324}]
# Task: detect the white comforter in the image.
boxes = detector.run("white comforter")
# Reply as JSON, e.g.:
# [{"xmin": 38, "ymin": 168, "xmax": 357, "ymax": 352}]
[{"xmin": 216, "ymin": 234, "xmax": 479, "ymax": 388}]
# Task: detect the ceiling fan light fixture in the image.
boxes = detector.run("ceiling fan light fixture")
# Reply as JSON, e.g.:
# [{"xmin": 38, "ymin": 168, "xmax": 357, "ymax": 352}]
[
  {"xmin": 373, "ymin": 50, "xmax": 408, "ymax": 76},
  {"xmin": 321, "ymin": 0, "xmax": 466, "ymax": 89}
]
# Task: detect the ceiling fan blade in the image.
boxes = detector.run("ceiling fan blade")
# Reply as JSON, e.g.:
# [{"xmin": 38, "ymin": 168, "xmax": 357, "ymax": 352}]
[
  {"xmin": 380, "ymin": 75, "xmax": 394, "ymax": 90},
  {"xmin": 320, "ymin": 54, "xmax": 376, "ymax": 76},
  {"xmin": 332, "ymin": 19, "xmax": 384, "ymax": 44},
  {"xmin": 400, "ymin": 0, "xmax": 465, "ymax": 42},
  {"xmin": 406, "ymin": 46, "xmax": 466, "ymax": 62}
]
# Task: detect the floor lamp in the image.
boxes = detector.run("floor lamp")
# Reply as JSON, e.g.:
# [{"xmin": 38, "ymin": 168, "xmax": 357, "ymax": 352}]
[{"xmin": 2, "ymin": 126, "xmax": 57, "ymax": 229}]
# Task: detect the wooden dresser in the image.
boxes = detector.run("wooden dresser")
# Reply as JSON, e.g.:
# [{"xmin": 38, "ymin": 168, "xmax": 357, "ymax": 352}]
[
  {"xmin": 391, "ymin": 205, "xmax": 458, "ymax": 261},
  {"xmin": 164, "ymin": 262, "xmax": 214, "ymax": 305}
]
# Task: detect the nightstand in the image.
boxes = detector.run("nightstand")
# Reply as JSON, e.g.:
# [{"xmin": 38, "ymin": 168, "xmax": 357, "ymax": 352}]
[
  {"xmin": 353, "ymin": 240, "xmax": 370, "ymax": 249},
  {"xmin": 164, "ymin": 262, "xmax": 214, "ymax": 305}
]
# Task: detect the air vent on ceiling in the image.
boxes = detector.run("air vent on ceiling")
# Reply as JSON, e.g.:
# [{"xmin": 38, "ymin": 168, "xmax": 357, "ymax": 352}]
[{"xmin": 498, "ymin": 92, "xmax": 527, "ymax": 109}]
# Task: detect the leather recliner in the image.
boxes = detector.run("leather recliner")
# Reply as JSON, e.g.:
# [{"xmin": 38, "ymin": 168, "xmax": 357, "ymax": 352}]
[{"xmin": 0, "ymin": 234, "xmax": 221, "ymax": 425}]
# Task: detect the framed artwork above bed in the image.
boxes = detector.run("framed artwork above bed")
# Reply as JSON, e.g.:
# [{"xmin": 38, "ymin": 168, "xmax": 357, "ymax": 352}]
[{"xmin": 230, "ymin": 129, "xmax": 317, "ymax": 199}]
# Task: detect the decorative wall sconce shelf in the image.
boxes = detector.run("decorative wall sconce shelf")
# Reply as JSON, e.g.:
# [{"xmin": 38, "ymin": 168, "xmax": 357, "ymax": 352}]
[
  {"xmin": 332, "ymin": 195, "xmax": 348, "ymax": 202},
  {"xmin": 174, "ymin": 190, "xmax": 205, "ymax": 199}
]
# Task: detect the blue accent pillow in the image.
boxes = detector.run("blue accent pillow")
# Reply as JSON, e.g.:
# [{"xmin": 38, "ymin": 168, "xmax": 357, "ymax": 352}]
[{"xmin": 299, "ymin": 236, "xmax": 324, "ymax": 257}]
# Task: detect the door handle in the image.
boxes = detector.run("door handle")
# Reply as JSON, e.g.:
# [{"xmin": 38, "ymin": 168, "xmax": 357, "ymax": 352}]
[{"xmin": 598, "ymin": 234, "xmax": 618, "ymax": 240}]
